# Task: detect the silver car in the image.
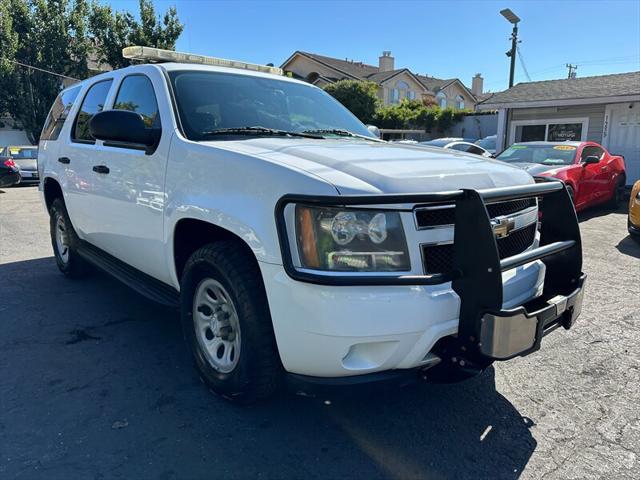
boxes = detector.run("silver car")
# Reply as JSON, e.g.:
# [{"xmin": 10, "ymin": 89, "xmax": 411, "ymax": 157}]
[{"xmin": 0, "ymin": 146, "xmax": 39, "ymax": 184}]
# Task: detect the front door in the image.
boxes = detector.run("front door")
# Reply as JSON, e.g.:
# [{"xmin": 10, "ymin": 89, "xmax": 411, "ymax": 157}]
[
  {"xmin": 87, "ymin": 72, "xmax": 172, "ymax": 284},
  {"xmin": 605, "ymin": 103, "xmax": 640, "ymax": 186}
]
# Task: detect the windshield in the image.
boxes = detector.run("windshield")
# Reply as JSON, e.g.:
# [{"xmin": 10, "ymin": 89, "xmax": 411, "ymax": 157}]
[
  {"xmin": 496, "ymin": 144, "xmax": 577, "ymax": 166},
  {"xmin": 168, "ymin": 70, "xmax": 375, "ymax": 141}
]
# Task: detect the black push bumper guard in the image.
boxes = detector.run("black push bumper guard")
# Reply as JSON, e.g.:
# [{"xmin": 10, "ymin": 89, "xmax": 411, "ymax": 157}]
[{"xmin": 275, "ymin": 179, "xmax": 585, "ymax": 364}]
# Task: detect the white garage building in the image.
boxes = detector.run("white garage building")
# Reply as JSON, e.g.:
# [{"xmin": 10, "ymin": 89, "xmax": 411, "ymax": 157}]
[{"xmin": 478, "ymin": 71, "xmax": 640, "ymax": 186}]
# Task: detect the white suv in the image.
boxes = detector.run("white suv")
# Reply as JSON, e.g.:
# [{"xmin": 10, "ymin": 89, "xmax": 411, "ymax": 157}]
[{"xmin": 39, "ymin": 47, "xmax": 586, "ymax": 403}]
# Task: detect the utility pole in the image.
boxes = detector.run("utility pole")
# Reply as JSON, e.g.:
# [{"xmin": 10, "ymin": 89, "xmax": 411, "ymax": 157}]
[
  {"xmin": 500, "ymin": 9, "xmax": 521, "ymax": 88},
  {"xmin": 566, "ymin": 63, "xmax": 578, "ymax": 79}
]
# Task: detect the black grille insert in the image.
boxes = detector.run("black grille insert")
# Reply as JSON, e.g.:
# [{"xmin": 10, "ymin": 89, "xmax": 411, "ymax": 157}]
[
  {"xmin": 415, "ymin": 198, "xmax": 536, "ymax": 228},
  {"xmin": 422, "ymin": 223, "xmax": 537, "ymax": 274}
]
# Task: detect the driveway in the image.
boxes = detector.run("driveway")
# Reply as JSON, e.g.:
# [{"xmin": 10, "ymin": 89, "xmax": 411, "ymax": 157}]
[{"xmin": 1, "ymin": 186, "xmax": 638, "ymax": 479}]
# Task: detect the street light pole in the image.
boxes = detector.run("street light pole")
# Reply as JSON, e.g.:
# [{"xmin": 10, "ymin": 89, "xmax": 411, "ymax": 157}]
[
  {"xmin": 500, "ymin": 8, "xmax": 521, "ymax": 88},
  {"xmin": 507, "ymin": 23, "xmax": 518, "ymax": 88}
]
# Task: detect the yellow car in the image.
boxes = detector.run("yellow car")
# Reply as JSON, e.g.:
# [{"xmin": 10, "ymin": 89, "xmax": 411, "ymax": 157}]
[{"xmin": 629, "ymin": 180, "xmax": 640, "ymax": 242}]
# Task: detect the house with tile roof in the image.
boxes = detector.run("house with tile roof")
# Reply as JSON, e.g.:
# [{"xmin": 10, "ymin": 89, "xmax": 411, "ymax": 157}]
[
  {"xmin": 478, "ymin": 71, "xmax": 640, "ymax": 185},
  {"xmin": 281, "ymin": 51, "xmax": 483, "ymax": 110}
]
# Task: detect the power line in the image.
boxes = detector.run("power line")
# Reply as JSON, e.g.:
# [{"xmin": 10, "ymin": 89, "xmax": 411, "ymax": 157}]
[
  {"xmin": 0, "ymin": 57, "xmax": 80, "ymax": 81},
  {"xmin": 516, "ymin": 45, "xmax": 531, "ymax": 81}
]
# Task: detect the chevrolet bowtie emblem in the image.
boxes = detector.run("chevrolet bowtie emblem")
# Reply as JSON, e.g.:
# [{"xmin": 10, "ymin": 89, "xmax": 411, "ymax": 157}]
[{"xmin": 491, "ymin": 217, "xmax": 516, "ymax": 238}]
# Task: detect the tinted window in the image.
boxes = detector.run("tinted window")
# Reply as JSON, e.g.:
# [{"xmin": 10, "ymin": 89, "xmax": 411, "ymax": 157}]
[
  {"xmin": 449, "ymin": 143, "xmax": 469, "ymax": 151},
  {"xmin": 41, "ymin": 86, "xmax": 81, "ymax": 141},
  {"xmin": 113, "ymin": 75, "xmax": 160, "ymax": 127},
  {"xmin": 581, "ymin": 146, "xmax": 604, "ymax": 161},
  {"xmin": 466, "ymin": 145, "xmax": 486, "ymax": 155},
  {"xmin": 168, "ymin": 71, "xmax": 373, "ymax": 141},
  {"xmin": 73, "ymin": 80, "xmax": 113, "ymax": 143}
]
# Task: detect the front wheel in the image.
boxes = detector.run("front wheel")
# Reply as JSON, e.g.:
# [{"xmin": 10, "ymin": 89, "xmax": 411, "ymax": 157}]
[{"xmin": 180, "ymin": 241, "xmax": 282, "ymax": 403}]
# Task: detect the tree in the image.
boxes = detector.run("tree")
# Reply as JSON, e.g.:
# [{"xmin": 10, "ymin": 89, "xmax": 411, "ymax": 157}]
[
  {"xmin": 89, "ymin": 0, "xmax": 183, "ymax": 71},
  {"xmin": 323, "ymin": 80, "xmax": 380, "ymax": 124},
  {"xmin": 0, "ymin": 0, "xmax": 183, "ymax": 143}
]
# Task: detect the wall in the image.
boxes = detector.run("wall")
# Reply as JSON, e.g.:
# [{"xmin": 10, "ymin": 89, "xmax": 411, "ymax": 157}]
[
  {"xmin": 510, "ymin": 104, "xmax": 605, "ymax": 142},
  {"xmin": 440, "ymin": 82, "xmax": 475, "ymax": 110},
  {"xmin": 0, "ymin": 118, "xmax": 31, "ymax": 146},
  {"xmin": 445, "ymin": 113, "xmax": 498, "ymax": 140}
]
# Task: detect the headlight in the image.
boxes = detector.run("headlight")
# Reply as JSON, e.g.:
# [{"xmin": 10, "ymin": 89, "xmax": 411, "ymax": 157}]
[{"xmin": 295, "ymin": 205, "xmax": 410, "ymax": 272}]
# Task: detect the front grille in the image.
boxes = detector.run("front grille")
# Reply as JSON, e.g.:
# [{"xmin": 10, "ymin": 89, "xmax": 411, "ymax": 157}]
[
  {"xmin": 415, "ymin": 198, "xmax": 536, "ymax": 228},
  {"xmin": 422, "ymin": 223, "xmax": 537, "ymax": 274}
]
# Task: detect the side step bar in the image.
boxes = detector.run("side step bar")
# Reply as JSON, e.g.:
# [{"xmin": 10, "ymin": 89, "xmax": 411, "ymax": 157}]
[{"xmin": 77, "ymin": 241, "xmax": 179, "ymax": 308}]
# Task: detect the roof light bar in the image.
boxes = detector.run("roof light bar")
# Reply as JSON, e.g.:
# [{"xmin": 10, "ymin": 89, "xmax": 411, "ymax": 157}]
[{"xmin": 122, "ymin": 46, "xmax": 283, "ymax": 76}]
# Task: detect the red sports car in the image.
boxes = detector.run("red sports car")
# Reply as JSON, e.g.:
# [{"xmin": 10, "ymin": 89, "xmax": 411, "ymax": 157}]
[{"xmin": 496, "ymin": 141, "xmax": 626, "ymax": 212}]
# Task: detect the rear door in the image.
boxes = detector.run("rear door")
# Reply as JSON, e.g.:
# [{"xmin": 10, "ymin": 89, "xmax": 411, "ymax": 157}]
[{"xmin": 61, "ymin": 78, "xmax": 115, "ymax": 238}]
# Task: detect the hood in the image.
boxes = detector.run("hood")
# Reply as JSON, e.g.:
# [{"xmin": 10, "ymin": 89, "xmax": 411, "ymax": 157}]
[
  {"xmin": 508, "ymin": 162, "xmax": 571, "ymax": 177},
  {"xmin": 209, "ymin": 138, "xmax": 534, "ymax": 194}
]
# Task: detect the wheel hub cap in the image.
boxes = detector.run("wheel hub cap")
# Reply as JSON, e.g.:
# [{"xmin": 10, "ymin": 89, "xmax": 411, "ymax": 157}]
[
  {"xmin": 193, "ymin": 278, "xmax": 241, "ymax": 373},
  {"xmin": 55, "ymin": 215, "xmax": 70, "ymax": 264}
]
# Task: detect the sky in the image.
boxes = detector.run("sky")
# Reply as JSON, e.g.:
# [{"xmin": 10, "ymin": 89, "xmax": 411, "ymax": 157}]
[{"xmin": 106, "ymin": 0, "xmax": 640, "ymax": 92}]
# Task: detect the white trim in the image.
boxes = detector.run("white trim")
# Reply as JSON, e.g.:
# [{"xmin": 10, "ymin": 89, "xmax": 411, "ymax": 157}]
[
  {"xmin": 479, "ymin": 94, "xmax": 640, "ymax": 110},
  {"xmin": 508, "ymin": 117, "xmax": 589, "ymax": 144},
  {"xmin": 602, "ymin": 104, "xmax": 614, "ymax": 149},
  {"xmin": 496, "ymin": 108, "xmax": 508, "ymax": 151}
]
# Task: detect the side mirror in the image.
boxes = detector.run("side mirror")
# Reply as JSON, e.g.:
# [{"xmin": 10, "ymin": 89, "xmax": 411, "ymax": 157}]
[
  {"xmin": 89, "ymin": 110, "xmax": 160, "ymax": 150},
  {"xmin": 366, "ymin": 125, "xmax": 381, "ymax": 138},
  {"xmin": 582, "ymin": 155, "xmax": 600, "ymax": 166}
]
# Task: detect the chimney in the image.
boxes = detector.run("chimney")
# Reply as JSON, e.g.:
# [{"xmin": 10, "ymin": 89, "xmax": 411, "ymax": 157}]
[
  {"xmin": 379, "ymin": 51, "xmax": 394, "ymax": 72},
  {"xmin": 472, "ymin": 73, "xmax": 484, "ymax": 96}
]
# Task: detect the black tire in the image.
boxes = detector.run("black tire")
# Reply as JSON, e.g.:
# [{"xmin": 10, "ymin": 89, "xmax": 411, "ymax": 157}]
[
  {"xmin": 608, "ymin": 175, "xmax": 626, "ymax": 209},
  {"xmin": 49, "ymin": 198, "xmax": 88, "ymax": 278},
  {"xmin": 180, "ymin": 241, "xmax": 282, "ymax": 403}
]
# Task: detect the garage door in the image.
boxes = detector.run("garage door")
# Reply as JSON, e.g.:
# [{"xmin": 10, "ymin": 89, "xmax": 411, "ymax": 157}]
[{"xmin": 605, "ymin": 103, "xmax": 640, "ymax": 186}]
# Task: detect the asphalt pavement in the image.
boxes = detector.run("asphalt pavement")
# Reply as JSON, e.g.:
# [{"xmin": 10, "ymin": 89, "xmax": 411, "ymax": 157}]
[{"xmin": 1, "ymin": 186, "xmax": 638, "ymax": 479}]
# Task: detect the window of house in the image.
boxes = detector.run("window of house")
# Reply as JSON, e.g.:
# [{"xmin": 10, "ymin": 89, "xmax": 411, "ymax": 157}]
[
  {"xmin": 436, "ymin": 92, "xmax": 447, "ymax": 109},
  {"xmin": 113, "ymin": 75, "xmax": 160, "ymax": 128},
  {"xmin": 408, "ymin": 91, "xmax": 416, "ymax": 101},
  {"xmin": 512, "ymin": 120, "xmax": 587, "ymax": 143},
  {"xmin": 455, "ymin": 95, "xmax": 465, "ymax": 110},
  {"xmin": 72, "ymin": 79, "xmax": 113, "ymax": 143},
  {"xmin": 390, "ymin": 88, "xmax": 400, "ymax": 104},
  {"xmin": 41, "ymin": 86, "xmax": 81, "ymax": 141}
]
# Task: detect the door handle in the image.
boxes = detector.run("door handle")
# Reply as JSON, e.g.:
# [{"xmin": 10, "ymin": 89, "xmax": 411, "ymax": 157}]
[
  {"xmin": 92, "ymin": 165, "xmax": 110, "ymax": 174},
  {"xmin": 57, "ymin": 157, "xmax": 71, "ymax": 164},
  {"xmin": 600, "ymin": 166, "xmax": 609, "ymax": 172}
]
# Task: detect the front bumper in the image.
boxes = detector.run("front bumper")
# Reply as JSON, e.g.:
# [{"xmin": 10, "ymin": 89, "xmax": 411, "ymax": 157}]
[{"xmin": 270, "ymin": 179, "xmax": 585, "ymax": 379}]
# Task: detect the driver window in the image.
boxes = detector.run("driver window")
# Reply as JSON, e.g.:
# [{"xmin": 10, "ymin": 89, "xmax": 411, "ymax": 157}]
[{"xmin": 581, "ymin": 146, "xmax": 603, "ymax": 161}]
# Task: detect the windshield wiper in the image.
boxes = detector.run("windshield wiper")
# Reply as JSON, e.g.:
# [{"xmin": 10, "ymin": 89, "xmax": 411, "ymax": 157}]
[
  {"xmin": 201, "ymin": 126, "xmax": 322, "ymax": 139},
  {"xmin": 302, "ymin": 128, "xmax": 382, "ymax": 142}
]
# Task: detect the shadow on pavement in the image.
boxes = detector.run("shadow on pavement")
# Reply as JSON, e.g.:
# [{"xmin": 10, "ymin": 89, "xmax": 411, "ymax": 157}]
[
  {"xmin": 616, "ymin": 235, "xmax": 640, "ymax": 259},
  {"xmin": 577, "ymin": 203, "xmax": 627, "ymax": 223},
  {"xmin": 1, "ymin": 257, "xmax": 535, "ymax": 480}
]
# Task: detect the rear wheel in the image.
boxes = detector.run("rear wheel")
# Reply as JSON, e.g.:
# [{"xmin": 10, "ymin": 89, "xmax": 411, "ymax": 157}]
[
  {"xmin": 608, "ymin": 175, "xmax": 626, "ymax": 209},
  {"xmin": 49, "ymin": 198, "xmax": 88, "ymax": 277},
  {"xmin": 180, "ymin": 241, "xmax": 282, "ymax": 403}
]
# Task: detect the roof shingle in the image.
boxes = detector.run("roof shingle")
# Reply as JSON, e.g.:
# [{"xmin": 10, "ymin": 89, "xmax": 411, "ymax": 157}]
[{"xmin": 480, "ymin": 71, "xmax": 640, "ymax": 106}]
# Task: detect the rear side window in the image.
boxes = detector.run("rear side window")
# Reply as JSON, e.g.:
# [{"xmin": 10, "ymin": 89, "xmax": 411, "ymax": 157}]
[
  {"xmin": 72, "ymin": 80, "xmax": 113, "ymax": 143},
  {"xmin": 40, "ymin": 86, "xmax": 81, "ymax": 141},
  {"xmin": 113, "ymin": 75, "xmax": 160, "ymax": 127}
]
